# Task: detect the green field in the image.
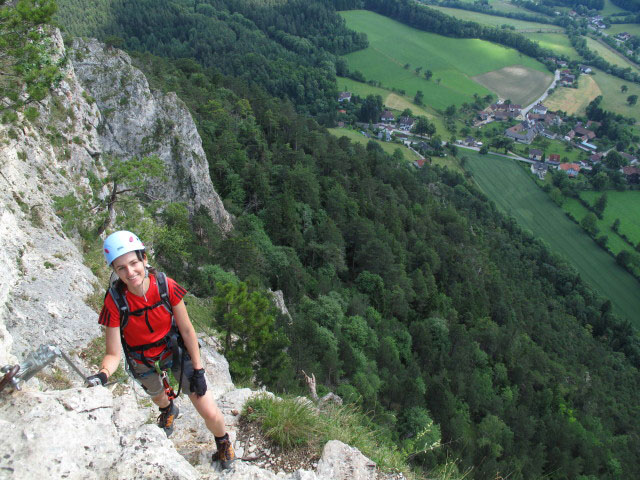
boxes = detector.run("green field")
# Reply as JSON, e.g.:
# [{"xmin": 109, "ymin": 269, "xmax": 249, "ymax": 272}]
[
  {"xmin": 605, "ymin": 23, "xmax": 640, "ymax": 36},
  {"xmin": 591, "ymin": 68, "xmax": 640, "ymax": 120},
  {"xmin": 585, "ymin": 36, "xmax": 640, "ymax": 74},
  {"xmin": 453, "ymin": 0, "xmax": 548, "ymax": 16},
  {"xmin": 340, "ymin": 10, "xmax": 552, "ymax": 109},
  {"xmin": 580, "ymin": 190, "xmax": 640, "ymax": 246},
  {"xmin": 464, "ymin": 151, "xmax": 640, "ymax": 324},
  {"xmin": 522, "ymin": 32, "xmax": 582, "ymax": 60},
  {"xmin": 336, "ymin": 77, "xmax": 449, "ymax": 133},
  {"xmin": 510, "ymin": 138, "xmax": 587, "ymax": 163},
  {"xmin": 429, "ymin": 5, "xmax": 561, "ymax": 31},
  {"xmin": 327, "ymin": 128, "xmax": 422, "ymax": 162}
]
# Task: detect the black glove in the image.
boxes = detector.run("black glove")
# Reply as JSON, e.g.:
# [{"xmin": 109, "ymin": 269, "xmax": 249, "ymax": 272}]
[
  {"xmin": 189, "ymin": 368, "xmax": 207, "ymax": 397},
  {"xmin": 86, "ymin": 371, "xmax": 108, "ymax": 387}
]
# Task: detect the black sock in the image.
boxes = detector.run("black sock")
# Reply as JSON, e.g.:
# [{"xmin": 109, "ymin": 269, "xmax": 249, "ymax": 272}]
[
  {"xmin": 215, "ymin": 433, "xmax": 228, "ymax": 442},
  {"xmin": 160, "ymin": 400, "xmax": 173, "ymax": 412}
]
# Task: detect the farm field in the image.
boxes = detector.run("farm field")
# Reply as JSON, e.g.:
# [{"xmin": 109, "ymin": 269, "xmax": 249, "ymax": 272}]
[
  {"xmin": 580, "ymin": 190, "xmax": 640, "ymax": 246},
  {"xmin": 591, "ymin": 68, "xmax": 640, "ymax": 120},
  {"xmin": 428, "ymin": 5, "xmax": 561, "ymax": 31},
  {"xmin": 510, "ymin": 139, "xmax": 587, "ymax": 163},
  {"xmin": 336, "ymin": 77, "xmax": 449, "ymax": 134},
  {"xmin": 464, "ymin": 150, "xmax": 640, "ymax": 324},
  {"xmin": 605, "ymin": 23, "xmax": 640, "ymax": 36},
  {"xmin": 473, "ymin": 66, "xmax": 553, "ymax": 105},
  {"xmin": 327, "ymin": 128, "xmax": 422, "ymax": 163},
  {"xmin": 562, "ymin": 197, "xmax": 631, "ymax": 256},
  {"xmin": 340, "ymin": 10, "xmax": 552, "ymax": 109},
  {"xmin": 584, "ymin": 36, "xmax": 640, "ymax": 74},
  {"xmin": 522, "ymin": 32, "xmax": 582, "ymax": 60},
  {"xmin": 544, "ymin": 74, "xmax": 602, "ymax": 115}
]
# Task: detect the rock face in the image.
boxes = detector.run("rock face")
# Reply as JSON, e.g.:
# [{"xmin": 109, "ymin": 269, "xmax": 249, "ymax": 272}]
[{"xmin": 71, "ymin": 38, "xmax": 233, "ymax": 232}]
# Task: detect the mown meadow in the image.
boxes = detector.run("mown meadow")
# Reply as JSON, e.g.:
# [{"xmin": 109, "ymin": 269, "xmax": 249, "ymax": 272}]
[
  {"xmin": 339, "ymin": 10, "xmax": 551, "ymax": 109},
  {"xmin": 584, "ymin": 37, "xmax": 640, "ymax": 75},
  {"xmin": 463, "ymin": 150, "xmax": 640, "ymax": 325},
  {"xmin": 428, "ymin": 5, "xmax": 561, "ymax": 31}
]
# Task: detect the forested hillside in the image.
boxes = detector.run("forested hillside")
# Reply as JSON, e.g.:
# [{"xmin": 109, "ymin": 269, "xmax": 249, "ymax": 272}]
[
  {"xmin": 50, "ymin": 1, "xmax": 640, "ymax": 478},
  {"xmin": 55, "ymin": 0, "xmax": 366, "ymax": 118}
]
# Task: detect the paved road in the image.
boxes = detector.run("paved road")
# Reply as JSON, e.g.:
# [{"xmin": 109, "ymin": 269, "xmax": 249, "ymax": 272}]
[{"xmin": 521, "ymin": 69, "xmax": 560, "ymax": 117}]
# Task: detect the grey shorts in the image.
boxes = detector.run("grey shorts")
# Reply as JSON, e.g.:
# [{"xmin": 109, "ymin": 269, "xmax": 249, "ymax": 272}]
[{"xmin": 130, "ymin": 352, "xmax": 195, "ymax": 397}]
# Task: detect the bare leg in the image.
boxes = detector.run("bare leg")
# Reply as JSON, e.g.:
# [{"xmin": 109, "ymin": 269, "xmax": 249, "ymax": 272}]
[
  {"xmin": 151, "ymin": 391, "xmax": 171, "ymax": 409},
  {"xmin": 189, "ymin": 391, "xmax": 226, "ymax": 437}
]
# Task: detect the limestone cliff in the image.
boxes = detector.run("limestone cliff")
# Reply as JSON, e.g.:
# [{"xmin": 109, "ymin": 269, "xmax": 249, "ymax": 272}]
[{"xmin": 0, "ymin": 33, "xmax": 389, "ymax": 480}]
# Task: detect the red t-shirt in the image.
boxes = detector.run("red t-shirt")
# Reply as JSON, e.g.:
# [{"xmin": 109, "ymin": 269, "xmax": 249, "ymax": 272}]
[{"xmin": 98, "ymin": 275, "xmax": 187, "ymax": 359}]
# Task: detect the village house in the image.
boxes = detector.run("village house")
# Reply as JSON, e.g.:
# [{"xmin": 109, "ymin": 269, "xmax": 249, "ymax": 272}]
[
  {"xmin": 377, "ymin": 126, "xmax": 392, "ymax": 141},
  {"xmin": 380, "ymin": 110, "xmax": 394, "ymax": 123},
  {"xmin": 492, "ymin": 103, "xmax": 522, "ymax": 114},
  {"xmin": 622, "ymin": 165, "xmax": 640, "ymax": 183},
  {"xmin": 398, "ymin": 116, "xmax": 415, "ymax": 131},
  {"xmin": 338, "ymin": 91, "xmax": 352, "ymax": 102},
  {"xmin": 579, "ymin": 65, "xmax": 592, "ymax": 74},
  {"xmin": 531, "ymin": 103, "xmax": 548, "ymax": 115},
  {"xmin": 558, "ymin": 163, "xmax": 581, "ymax": 177},
  {"xmin": 620, "ymin": 152, "xmax": 639, "ymax": 164},
  {"xmin": 580, "ymin": 141, "xmax": 598, "ymax": 151},
  {"xmin": 615, "ymin": 32, "xmax": 632, "ymax": 42},
  {"xmin": 568, "ymin": 125, "xmax": 596, "ymax": 142},
  {"xmin": 560, "ymin": 70, "xmax": 576, "ymax": 86},
  {"xmin": 549, "ymin": 154, "xmax": 561, "ymax": 163},
  {"xmin": 589, "ymin": 153, "xmax": 604, "ymax": 163},
  {"xmin": 529, "ymin": 149, "xmax": 543, "ymax": 161},
  {"xmin": 541, "ymin": 129, "xmax": 557, "ymax": 140},
  {"xmin": 531, "ymin": 162, "xmax": 549, "ymax": 179},
  {"xmin": 505, "ymin": 120, "xmax": 542, "ymax": 144},
  {"xmin": 413, "ymin": 158, "xmax": 427, "ymax": 169}
]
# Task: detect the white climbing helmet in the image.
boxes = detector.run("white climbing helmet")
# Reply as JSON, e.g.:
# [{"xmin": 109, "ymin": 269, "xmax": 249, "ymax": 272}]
[{"xmin": 103, "ymin": 230, "xmax": 145, "ymax": 266}]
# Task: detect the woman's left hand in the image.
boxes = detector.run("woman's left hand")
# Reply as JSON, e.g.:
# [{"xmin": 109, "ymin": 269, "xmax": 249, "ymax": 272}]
[{"xmin": 189, "ymin": 368, "xmax": 207, "ymax": 396}]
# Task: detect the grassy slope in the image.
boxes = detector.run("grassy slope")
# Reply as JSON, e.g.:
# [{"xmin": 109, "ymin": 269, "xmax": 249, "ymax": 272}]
[
  {"xmin": 428, "ymin": 5, "xmax": 561, "ymax": 31},
  {"xmin": 327, "ymin": 128, "xmax": 422, "ymax": 162},
  {"xmin": 464, "ymin": 150, "xmax": 640, "ymax": 324},
  {"xmin": 522, "ymin": 32, "xmax": 582, "ymax": 60},
  {"xmin": 580, "ymin": 190, "xmax": 640, "ymax": 245},
  {"xmin": 605, "ymin": 23, "xmax": 640, "ymax": 36},
  {"xmin": 340, "ymin": 10, "xmax": 550, "ymax": 109},
  {"xmin": 591, "ymin": 68, "xmax": 640, "ymax": 120},
  {"xmin": 454, "ymin": 0, "xmax": 548, "ymax": 16},
  {"xmin": 601, "ymin": 0, "xmax": 630, "ymax": 15},
  {"xmin": 584, "ymin": 36, "xmax": 640, "ymax": 74}
]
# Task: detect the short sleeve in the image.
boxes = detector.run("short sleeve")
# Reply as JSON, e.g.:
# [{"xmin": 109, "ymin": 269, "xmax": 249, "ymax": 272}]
[
  {"xmin": 167, "ymin": 277, "xmax": 188, "ymax": 306},
  {"xmin": 98, "ymin": 292, "xmax": 120, "ymax": 327}
]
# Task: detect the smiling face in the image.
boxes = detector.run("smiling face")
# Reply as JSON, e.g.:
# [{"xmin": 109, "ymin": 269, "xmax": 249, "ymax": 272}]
[{"xmin": 112, "ymin": 251, "xmax": 147, "ymax": 293}]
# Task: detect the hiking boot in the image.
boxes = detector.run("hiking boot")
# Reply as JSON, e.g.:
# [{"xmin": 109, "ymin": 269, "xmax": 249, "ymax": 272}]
[
  {"xmin": 157, "ymin": 401, "xmax": 179, "ymax": 437},
  {"xmin": 212, "ymin": 433, "xmax": 236, "ymax": 469}
]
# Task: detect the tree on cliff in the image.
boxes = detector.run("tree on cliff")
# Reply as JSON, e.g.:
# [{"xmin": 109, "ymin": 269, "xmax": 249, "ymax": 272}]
[{"xmin": 0, "ymin": 0, "xmax": 63, "ymax": 115}]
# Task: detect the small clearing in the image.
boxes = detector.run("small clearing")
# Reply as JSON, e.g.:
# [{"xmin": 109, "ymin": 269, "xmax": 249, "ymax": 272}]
[
  {"xmin": 472, "ymin": 66, "xmax": 553, "ymax": 106},
  {"xmin": 544, "ymin": 75, "xmax": 601, "ymax": 115}
]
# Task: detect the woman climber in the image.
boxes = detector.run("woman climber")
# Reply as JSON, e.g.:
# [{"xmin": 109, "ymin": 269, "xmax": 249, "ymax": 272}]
[{"xmin": 87, "ymin": 230, "xmax": 235, "ymax": 469}]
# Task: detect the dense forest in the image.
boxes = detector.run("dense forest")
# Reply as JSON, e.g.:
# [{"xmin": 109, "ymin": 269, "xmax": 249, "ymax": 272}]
[{"xmin": 49, "ymin": 0, "xmax": 640, "ymax": 478}]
